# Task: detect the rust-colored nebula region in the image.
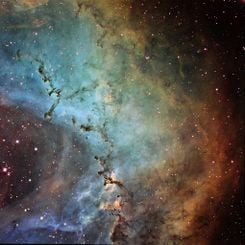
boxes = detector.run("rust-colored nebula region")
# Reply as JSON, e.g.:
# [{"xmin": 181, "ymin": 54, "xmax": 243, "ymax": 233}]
[{"xmin": 0, "ymin": 0, "xmax": 244, "ymax": 244}]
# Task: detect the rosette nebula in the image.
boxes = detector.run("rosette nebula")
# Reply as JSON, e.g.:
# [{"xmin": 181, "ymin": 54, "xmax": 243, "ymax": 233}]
[{"xmin": 0, "ymin": 1, "xmax": 244, "ymax": 244}]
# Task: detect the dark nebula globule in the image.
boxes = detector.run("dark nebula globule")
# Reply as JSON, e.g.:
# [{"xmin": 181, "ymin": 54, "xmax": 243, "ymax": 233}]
[{"xmin": 0, "ymin": 0, "xmax": 244, "ymax": 244}]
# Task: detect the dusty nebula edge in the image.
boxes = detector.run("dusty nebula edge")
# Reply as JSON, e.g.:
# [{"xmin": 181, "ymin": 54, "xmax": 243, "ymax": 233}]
[{"xmin": 0, "ymin": 0, "xmax": 244, "ymax": 244}]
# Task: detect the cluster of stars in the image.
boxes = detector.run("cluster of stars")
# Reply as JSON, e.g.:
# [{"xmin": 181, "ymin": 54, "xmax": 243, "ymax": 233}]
[{"xmin": 1, "ymin": 165, "xmax": 11, "ymax": 176}]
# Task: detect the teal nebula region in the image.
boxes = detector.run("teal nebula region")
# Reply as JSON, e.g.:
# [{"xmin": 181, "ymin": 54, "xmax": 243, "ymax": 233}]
[{"xmin": 0, "ymin": 1, "xmax": 244, "ymax": 244}]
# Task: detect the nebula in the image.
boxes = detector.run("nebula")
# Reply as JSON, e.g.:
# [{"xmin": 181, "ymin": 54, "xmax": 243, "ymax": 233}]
[{"xmin": 0, "ymin": 0, "xmax": 244, "ymax": 244}]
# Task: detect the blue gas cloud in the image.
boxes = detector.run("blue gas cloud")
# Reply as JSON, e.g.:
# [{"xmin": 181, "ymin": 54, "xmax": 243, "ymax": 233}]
[{"xmin": 0, "ymin": 0, "xmax": 243, "ymax": 244}]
